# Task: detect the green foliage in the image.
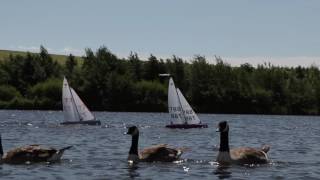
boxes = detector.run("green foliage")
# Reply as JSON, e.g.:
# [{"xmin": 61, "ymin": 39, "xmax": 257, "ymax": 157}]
[
  {"xmin": 128, "ymin": 52, "xmax": 142, "ymax": 81},
  {"xmin": 142, "ymin": 54, "xmax": 166, "ymax": 80},
  {"xmin": 1, "ymin": 45, "xmax": 320, "ymax": 115},
  {"xmin": 28, "ymin": 78, "xmax": 62, "ymax": 109},
  {"xmin": 134, "ymin": 80, "xmax": 167, "ymax": 112},
  {"xmin": 0, "ymin": 49, "xmax": 83, "ymax": 64},
  {"xmin": 0, "ymin": 47, "xmax": 61, "ymax": 94},
  {"xmin": 0, "ymin": 85, "xmax": 21, "ymax": 101},
  {"xmin": 3, "ymin": 97, "xmax": 34, "ymax": 109},
  {"xmin": 166, "ymin": 56, "xmax": 186, "ymax": 90},
  {"xmin": 65, "ymin": 54, "xmax": 78, "ymax": 78},
  {"xmin": 80, "ymin": 47, "xmax": 122, "ymax": 109}
]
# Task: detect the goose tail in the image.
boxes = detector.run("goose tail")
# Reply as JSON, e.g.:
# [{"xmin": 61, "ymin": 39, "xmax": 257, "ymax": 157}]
[
  {"xmin": 48, "ymin": 146, "xmax": 73, "ymax": 162},
  {"xmin": 176, "ymin": 147, "xmax": 190, "ymax": 158},
  {"xmin": 261, "ymin": 145, "xmax": 270, "ymax": 153},
  {"xmin": 59, "ymin": 146, "xmax": 73, "ymax": 152}
]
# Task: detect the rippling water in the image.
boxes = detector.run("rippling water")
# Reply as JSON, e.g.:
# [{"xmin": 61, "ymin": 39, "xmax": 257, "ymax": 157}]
[{"xmin": 0, "ymin": 110, "xmax": 320, "ymax": 179}]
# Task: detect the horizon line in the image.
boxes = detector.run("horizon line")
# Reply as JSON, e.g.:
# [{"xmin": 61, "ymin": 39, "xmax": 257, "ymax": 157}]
[{"xmin": 2, "ymin": 46, "xmax": 320, "ymax": 68}]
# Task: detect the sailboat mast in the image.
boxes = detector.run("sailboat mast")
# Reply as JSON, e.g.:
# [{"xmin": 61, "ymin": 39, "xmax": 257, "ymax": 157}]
[{"xmin": 67, "ymin": 80, "xmax": 82, "ymax": 121}]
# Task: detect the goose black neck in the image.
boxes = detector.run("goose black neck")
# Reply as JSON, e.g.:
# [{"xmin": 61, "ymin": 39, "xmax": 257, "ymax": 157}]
[
  {"xmin": 129, "ymin": 133, "xmax": 139, "ymax": 155},
  {"xmin": 0, "ymin": 135, "xmax": 3, "ymax": 156},
  {"xmin": 219, "ymin": 131, "xmax": 229, "ymax": 152}
]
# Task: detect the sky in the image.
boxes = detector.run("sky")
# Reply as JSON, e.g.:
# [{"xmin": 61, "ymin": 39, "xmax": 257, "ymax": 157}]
[{"xmin": 1, "ymin": 0, "xmax": 320, "ymax": 67}]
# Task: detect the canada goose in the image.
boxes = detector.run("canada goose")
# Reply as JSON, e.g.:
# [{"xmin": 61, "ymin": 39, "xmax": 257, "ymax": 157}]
[
  {"xmin": 216, "ymin": 121, "xmax": 270, "ymax": 165},
  {"xmin": 0, "ymin": 134, "xmax": 72, "ymax": 164},
  {"xmin": 125, "ymin": 126, "xmax": 183, "ymax": 162}
]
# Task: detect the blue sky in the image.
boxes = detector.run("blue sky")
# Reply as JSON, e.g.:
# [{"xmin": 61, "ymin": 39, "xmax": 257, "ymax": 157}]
[{"xmin": 1, "ymin": 0, "xmax": 320, "ymax": 66}]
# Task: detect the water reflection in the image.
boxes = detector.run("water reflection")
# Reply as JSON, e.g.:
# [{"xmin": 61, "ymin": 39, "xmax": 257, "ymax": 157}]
[
  {"xmin": 214, "ymin": 165, "xmax": 232, "ymax": 179},
  {"xmin": 126, "ymin": 162, "xmax": 140, "ymax": 179}
]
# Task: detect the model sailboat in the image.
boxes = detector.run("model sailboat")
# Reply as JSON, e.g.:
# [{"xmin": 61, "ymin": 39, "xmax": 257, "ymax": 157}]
[
  {"xmin": 166, "ymin": 77, "xmax": 208, "ymax": 128},
  {"xmin": 61, "ymin": 77, "xmax": 101, "ymax": 125}
]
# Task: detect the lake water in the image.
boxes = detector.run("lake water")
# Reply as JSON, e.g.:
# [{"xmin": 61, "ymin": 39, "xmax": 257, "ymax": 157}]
[{"xmin": 0, "ymin": 110, "xmax": 319, "ymax": 179}]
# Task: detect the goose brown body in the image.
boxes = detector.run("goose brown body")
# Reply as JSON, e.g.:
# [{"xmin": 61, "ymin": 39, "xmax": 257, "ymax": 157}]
[
  {"xmin": 229, "ymin": 146, "xmax": 270, "ymax": 164},
  {"xmin": 216, "ymin": 121, "xmax": 270, "ymax": 165},
  {"xmin": 126, "ymin": 126, "xmax": 183, "ymax": 162},
  {"xmin": 0, "ymin": 135, "xmax": 72, "ymax": 164},
  {"xmin": 139, "ymin": 144, "xmax": 182, "ymax": 162},
  {"xmin": 2, "ymin": 145, "xmax": 56, "ymax": 164}
]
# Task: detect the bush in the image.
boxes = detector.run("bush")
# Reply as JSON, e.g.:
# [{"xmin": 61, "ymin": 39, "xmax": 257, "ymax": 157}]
[
  {"xmin": 6, "ymin": 97, "xmax": 34, "ymax": 109},
  {"xmin": 27, "ymin": 78, "xmax": 62, "ymax": 109},
  {"xmin": 28, "ymin": 78, "xmax": 62, "ymax": 102},
  {"xmin": 0, "ymin": 85, "xmax": 21, "ymax": 101},
  {"xmin": 134, "ymin": 81, "xmax": 167, "ymax": 111}
]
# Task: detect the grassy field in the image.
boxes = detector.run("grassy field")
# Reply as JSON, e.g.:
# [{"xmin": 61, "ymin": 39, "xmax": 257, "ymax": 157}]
[{"xmin": 0, "ymin": 49, "xmax": 83, "ymax": 64}]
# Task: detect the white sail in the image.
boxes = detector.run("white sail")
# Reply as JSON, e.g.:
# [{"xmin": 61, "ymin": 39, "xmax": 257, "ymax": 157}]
[
  {"xmin": 62, "ymin": 77, "xmax": 80, "ymax": 122},
  {"xmin": 176, "ymin": 88, "xmax": 201, "ymax": 124},
  {"xmin": 70, "ymin": 88, "xmax": 95, "ymax": 121},
  {"xmin": 168, "ymin": 77, "xmax": 183, "ymax": 124}
]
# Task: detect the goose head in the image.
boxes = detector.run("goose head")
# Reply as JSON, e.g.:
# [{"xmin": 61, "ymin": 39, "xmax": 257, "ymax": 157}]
[
  {"xmin": 217, "ymin": 121, "xmax": 229, "ymax": 133},
  {"xmin": 126, "ymin": 126, "xmax": 139, "ymax": 136},
  {"xmin": 216, "ymin": 121, "xmax": 230, "ymax": 153}
]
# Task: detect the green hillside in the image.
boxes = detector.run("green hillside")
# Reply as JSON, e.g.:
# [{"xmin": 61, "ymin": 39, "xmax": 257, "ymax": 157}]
[{"xmin": 0, "ymin": 49, "xmax": 83, "ymax": 64}]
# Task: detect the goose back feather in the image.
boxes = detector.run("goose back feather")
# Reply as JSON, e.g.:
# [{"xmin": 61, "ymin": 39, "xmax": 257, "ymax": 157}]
[
  {"xmin": 230, "ymin": 147, "xmax": 269, "ymax": 164},
  {"xmin": 139, "ymin": 144, "xmax": 182, "ymax": 162},
  {"xmin": 126, "ymin": 126, "xmax": 183, "ymax": 162}
]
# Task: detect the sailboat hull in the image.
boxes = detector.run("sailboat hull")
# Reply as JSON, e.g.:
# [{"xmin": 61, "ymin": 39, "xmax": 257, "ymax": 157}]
[
  {"xmin": 166, "ymin": 123, "xmax": 208, "ymax": 129},
  {"xmin": 60, "ymin": 120, "xmax": 101, "ymax": 126}
]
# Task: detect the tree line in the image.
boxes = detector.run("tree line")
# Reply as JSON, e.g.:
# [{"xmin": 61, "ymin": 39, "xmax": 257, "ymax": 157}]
[{"xmin": 1, "ymin": 46, "xmax": 320, "ymax": 115}]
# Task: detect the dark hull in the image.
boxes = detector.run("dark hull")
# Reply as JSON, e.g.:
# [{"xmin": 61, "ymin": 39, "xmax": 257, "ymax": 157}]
[
  {"xmin": 166, "ymin": 123, "xmax": 208, "ymax": 129},
  {"xmin": 60, "ymin": 120, "xmax": 101, "ymax": 126}
]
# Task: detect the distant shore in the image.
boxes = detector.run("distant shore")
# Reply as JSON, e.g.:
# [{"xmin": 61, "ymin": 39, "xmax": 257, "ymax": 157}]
[{"xmin": 1, "ymin": 46, "xmax": 320, "ymax": 115}]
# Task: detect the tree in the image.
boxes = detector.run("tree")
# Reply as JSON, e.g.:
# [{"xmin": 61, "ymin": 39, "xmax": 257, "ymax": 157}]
[
  {"xmin": 65, "ymin": 54, "xmax": 77, "ymax": 77},
  {"xmin": 128, "ymin": 52, "xmax": 142, "ymax": 81},
  {"xmin": 39, "ymin": 45, "xmax": 61, "ymax": 79},
  {"xmin": 142, "ymin": 54, "xmax": 166, "ymax": 81}
]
